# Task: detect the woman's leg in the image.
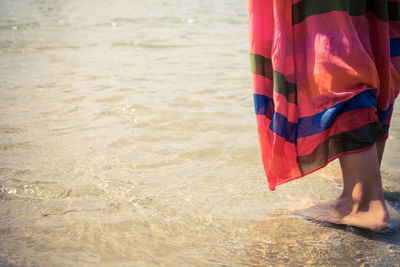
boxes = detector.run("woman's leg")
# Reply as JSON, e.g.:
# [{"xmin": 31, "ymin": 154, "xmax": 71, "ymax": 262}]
[
  {"xmin": 334, "ymin": 143, "xmax": 390, "ymax": 230},
  {"xmin": 376, "ymin": 140, "xmax": 386, "ymax": 167}
]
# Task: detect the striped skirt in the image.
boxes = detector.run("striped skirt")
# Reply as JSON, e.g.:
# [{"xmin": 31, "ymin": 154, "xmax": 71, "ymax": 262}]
[{"xmin": 248, "ymin": 0, "xmax": 400, "ymax": 190}]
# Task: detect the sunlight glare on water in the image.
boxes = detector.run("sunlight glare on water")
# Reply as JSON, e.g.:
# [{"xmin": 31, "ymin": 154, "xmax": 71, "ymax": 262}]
[{"xmin": 1, "ymin": 0, "xmax": 400, "ymax": 265}]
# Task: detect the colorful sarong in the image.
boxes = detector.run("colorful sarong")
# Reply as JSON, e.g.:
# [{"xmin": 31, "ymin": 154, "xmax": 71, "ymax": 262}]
[{"xmin": 248, "ymin": 0, "xmax": 400, "ymax": 190}]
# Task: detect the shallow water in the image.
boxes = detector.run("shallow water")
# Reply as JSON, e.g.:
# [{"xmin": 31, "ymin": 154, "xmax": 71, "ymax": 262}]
[{"xmin": 1, "ymin": 0, "xmax": 400, "ymax": 266}]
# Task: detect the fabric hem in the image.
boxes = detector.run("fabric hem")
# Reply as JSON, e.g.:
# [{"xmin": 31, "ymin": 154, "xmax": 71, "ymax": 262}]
[{"xmin": 268, "ymin": 134, "xmax": 389, "ymax": 191}]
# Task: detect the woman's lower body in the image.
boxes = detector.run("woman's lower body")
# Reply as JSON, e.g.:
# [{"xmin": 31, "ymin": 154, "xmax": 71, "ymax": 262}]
[{"xmin": 248, "ymin": 0, "xmax": 400, "ymax": 230}]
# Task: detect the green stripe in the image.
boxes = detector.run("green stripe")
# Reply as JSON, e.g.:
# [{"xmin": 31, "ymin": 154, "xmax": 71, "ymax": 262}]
[
  {"xmin": 292, "ymin": 0, "xmax": 400, "ymax": 25},
  {"xmin": 250, "ymin": 53, "xmax": 297, "ymax": 104},
  {"xmin": 250, "ymin": 53, "xmax": 273, "ymax": 79},
  {"xmin": 298, "ymin": 121, "xmax": 386, "ymax": 173}
]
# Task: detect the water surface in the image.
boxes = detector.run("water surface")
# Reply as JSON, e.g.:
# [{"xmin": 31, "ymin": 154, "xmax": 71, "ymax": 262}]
[{"xmin": 1, "ymin": 0, "xmax": 400, "ymax": 265}]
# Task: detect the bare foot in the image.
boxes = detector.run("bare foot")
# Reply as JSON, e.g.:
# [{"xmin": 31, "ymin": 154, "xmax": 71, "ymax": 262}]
[{"xmin": 315, "ymin": 197, "xmax": 391, "ymax": 231}]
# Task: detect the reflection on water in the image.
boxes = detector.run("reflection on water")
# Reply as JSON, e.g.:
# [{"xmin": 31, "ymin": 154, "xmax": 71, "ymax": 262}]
[{"xmin": 1, "ymin": 0, "xmax": 400, "ymax": 265}]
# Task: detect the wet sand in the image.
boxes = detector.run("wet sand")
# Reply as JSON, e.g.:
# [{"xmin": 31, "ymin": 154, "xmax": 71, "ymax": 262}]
[{"xmin": 1, "ymin": 0, "xmax": 400, "ymax": 265}]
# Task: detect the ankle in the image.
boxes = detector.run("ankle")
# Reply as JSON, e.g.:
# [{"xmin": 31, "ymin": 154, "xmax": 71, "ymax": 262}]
[
  {"xmin": 350, "ymin": 182, "xmax": 385, "ymax": 209},
  {"xmin": 350, "ymin": 183, "xmax": 365, "ymax": 211}
]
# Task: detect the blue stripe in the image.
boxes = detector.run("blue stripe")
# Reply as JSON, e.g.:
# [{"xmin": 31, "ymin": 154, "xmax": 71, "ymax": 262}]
[
  {"xmin": 254, "ymin": 89, "xmax": 382, "ymax": 144},
  {"xmin": 254, "ymin": 94, "xmax": 274, "ymax": 117},
  {"xmin": 254, "ymin": 94, "xmax": 297, "ymax": 143},
  {"xmin": 297, "ymin": 90, "xmax": 377, "ymax": 137},
  {"xmin": 271, "ymin": 112, "xmax": 298, "ymax": 144},
  {"xmin": 377, "ymin": 104, "xmax": 393, "ymax": 124},
  {"xmin": 390, "ymin": 38, "xmax": 400, "ymax": 57}
]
